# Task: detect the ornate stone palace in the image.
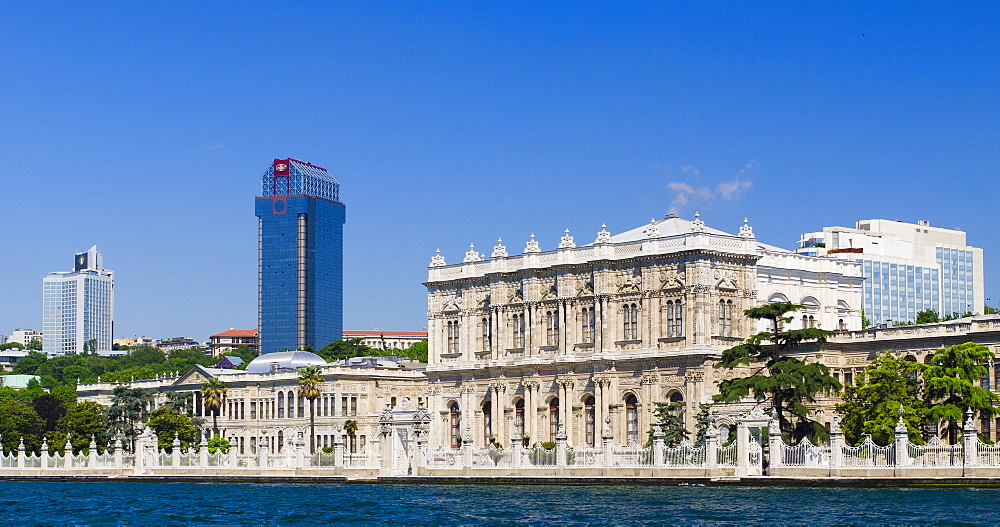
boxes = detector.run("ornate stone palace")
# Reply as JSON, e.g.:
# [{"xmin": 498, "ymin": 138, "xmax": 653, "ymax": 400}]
[{"xmin": 423, "ymin": 215, "xmax": 865, "ymax": 449}]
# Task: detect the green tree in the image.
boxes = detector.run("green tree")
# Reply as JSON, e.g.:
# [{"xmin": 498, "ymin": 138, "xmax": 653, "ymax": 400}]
[
  {"xmin": 923, "ymin": 342, "xmax": 1000, "ymax": 443},
  {"xmin": 399, "ymin": 339, "xmax": 428, "ymax": 363},
  {"xmin": 647, "ymin": 401, "xmax": 689, "ymax": 447},
  {"xmin": 715, "ymin": 302, "xmax": 841, "ymax": 442},
  {"xmin": 0, "ymin": 342, "xmax": 25, "ymax": 351},
  {"xmin": 11, "ymin": 351, "xmax": 47, "ymax": 375},
  {"xmin": 200, "ymin": 378, "xmax": 228, "ymax": 437},
  {"xmin": 57, "ymin": 401, "xmax": 108, "ymax": 453},
  {"xmin": 208, "ymin": 435, "xmax": 231, "ymax": 454},
  {"xmin": 26, "ymin": 338, "xmax": 43, "ymax": 351},
  {"xmin": 344, "ymin": 419, "xmax": 358, "ymax": 452},
  {"xmin": 227, "ymin": 344, "xmax": 258, "ymax": 368},
  {"xmin": 315, "ymin": 339, "xmax": 374, "ymax": 362},
  {"xmin": 916, "ymin": 309, "xmax": 940, "ymax": 324},
  {"xmin": 836, "ymin": 353, "xmax": 926, "ymax": 445},
  {"xmin": 861, "ymin": 309, "xmax": 871, "ymax": 329},
  {"xmin": 146, "ymin": 407, "xmax": 199, "ymax": 452},
  {"xmin": 691, "ymin": 403, "xmax": 714, "ymax": 447},
  {"xmin": 985, "ymin": 305, "xmax": 998, "ymax": 315},
  {"xmin": 105, "ymin": 386, "xmax": 153, "ymax": 451},
  {"xmin": 0, "ymin": 400, "xmax": 44, "ymax": 454},
  {"xmin": 31, "ymin": 394, "xmax": 68, "ymax": 434},
  {"xmin": 298, "ymin": 366, "xmax": 323, "ymax": 453}
]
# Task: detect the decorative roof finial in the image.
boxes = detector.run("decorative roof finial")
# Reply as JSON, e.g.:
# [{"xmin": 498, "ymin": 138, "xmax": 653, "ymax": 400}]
[
  {"xmin": 462, "ymin": 244, "xmax": 483, "ymax": 263},
  {"xmin": 524, "ymin": 234, "xmax": 541, "ymax": 253},
  {"xmin": 491, "ymin": 238, "xmax": 508, "ymax": 258},
  {"xmin": 558, "ymin": 229, "xmax": 576, "ymax": 249},
  {"xmin": 430, "ymin": 249, "xmax": 446, "ymax": 267},
  {"xmin": 691, "ymin": 212, "xmax": 705, "ymax": 232},
  {"xmin": 739, "ymin": 217, "xmax": 755, "ymax": 238},
  {"xmin": 595, "ymin": 223, "xmax": 612, "ymax": 244},
  {"xmin": 644, "ymin": 218, "xmax": 660, "ymax": 238}
]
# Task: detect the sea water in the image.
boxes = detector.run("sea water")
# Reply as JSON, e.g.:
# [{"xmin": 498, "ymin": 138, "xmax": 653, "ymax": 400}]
[{"xmin": 2, "ymin": 481, "xmax": 997, "ymax": 525}]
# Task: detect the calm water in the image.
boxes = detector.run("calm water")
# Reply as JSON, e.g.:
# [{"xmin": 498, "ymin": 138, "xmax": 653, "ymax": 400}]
[{"xmin": 1, "ymin": 481, "xmax": 997, "ymax": 525}]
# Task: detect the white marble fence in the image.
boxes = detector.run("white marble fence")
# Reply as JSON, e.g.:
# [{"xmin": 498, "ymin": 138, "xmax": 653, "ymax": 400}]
[{"xmin": 3, "ymin": 407, "xmax": 1000, "ymax": 479}]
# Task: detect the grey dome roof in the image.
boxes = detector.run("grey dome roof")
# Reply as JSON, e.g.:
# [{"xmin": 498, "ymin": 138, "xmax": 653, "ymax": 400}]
[{"xmin": 245, "ymin": 351, "xmax": 327, "ymax": 373}]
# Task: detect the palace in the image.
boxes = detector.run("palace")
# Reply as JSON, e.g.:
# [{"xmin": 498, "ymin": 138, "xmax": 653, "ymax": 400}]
[{"xmin": 422, "ymin": 215, "xmax": 864, "ymax": 449}]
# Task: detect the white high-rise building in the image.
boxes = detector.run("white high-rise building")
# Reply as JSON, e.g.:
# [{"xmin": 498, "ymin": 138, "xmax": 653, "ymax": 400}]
[
  {"xmin": 796, "ymin": 219, "xmax": 985, "ymax": 325},
  {"xmin": 42, "ymin": 246, "xmax": 115, "ymax": 356}
]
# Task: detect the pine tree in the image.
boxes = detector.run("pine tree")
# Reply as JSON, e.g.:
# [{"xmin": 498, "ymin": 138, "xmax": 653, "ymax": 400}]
[
  {"xmin": 715, "ymin": 302, "xmax": 841, "ymax": 442},
  {"xmin": 648, "ymin": 402, "xmax": 689, "ymax": 447},
  {"xmin": 692, "ymin": 403, "xmax": 714, "ymax": 447},
  {"xmin": 923, "ymin": 342, "xmax": 1000, "ymax": 443},
  {"xmin": 836, "ymin": 352, "xmax": 926, "ymax": 445}
]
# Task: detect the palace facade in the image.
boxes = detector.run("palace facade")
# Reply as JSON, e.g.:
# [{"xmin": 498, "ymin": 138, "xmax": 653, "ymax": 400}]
[{"xmin": 423, "ymin": 215, "xmax": 864, "ymax": 449}]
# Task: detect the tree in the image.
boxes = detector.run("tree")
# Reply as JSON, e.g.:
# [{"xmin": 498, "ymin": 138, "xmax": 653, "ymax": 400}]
[
  {"xmin": 647, "ymin": 401, "xmax": 689, "ymax": 447},
  {"xmin": 861, "ymin": 309, "xmax": 871, "ymax": 329},
  {"xmin": 32, "ymin": 394, "xmax": 68, "ymax": 434},
  {"xmin": 836, "ymin": 353, "xmax": 926, "ymax": 445},
  {"xmin": 105, "ymin": 386, "xmax": 153, "ymax": 451},
  {"xmin": 0, "ymin": 342, "xmax": 24, "ymax": 351},
  {"xmin": 923, "ymin": 342, "xmax": 1000, "ymax": 443},
  {"xmin": 208, "ymin": 435, "xmax": 231, "ymax": 454},
  {"xmin": 400, "ymin": 339, "xmax": 428, "ymax": 363},
  {"xmin": 985, "ymin": 305, "xmax": 998, "ymax": 315},
  {"xmin": 298, "ymin": 366, "xmax": 323, "ymax": 453},
  {"xmin": 715, "ymin": 302, "xmax": 841, "ymax": 442},
  {"xmin": 146, "ymin": 407, "xmax": 199, "ymax": 452},
  {"xmin": 0, "ymin": 400, "xmax": 44, "ymax": 454},
  {"xmin": 200, "ymin": 378, "xmax": 227, "ymax": 438},
  {"xmin": 315, "ymin": 338, "xmax": 374, "ymax": 363},
  {"xmin": 57, "ymin": 401, "xmax": 108, "ymax": 454},
  {"xmin": 26, "ymin": 338, "xmax": 43, "ymax": 351},
  {"xmin": 343, "ymin": 419, "xmax": 358, "ymax": 452},
  {"xmin": 11, "ymin": 351, "xmax": 47, "ymax": 375},
  {"xmin": 227, "ymin": 345, "xmax": 258, "ymax": 368},
  {"xmin": 691, "ymin": 403, "xmax": 714, "ymax": 447},
  {"xmin": 916, "ymin": 309, "xmax": 940, "ymax": 324}
]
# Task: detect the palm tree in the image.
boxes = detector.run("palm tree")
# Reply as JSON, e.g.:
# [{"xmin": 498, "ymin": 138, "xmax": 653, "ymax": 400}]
[
  {"xmin": 200, "ymin": 378, "xmax": 228, "ymax": 438},
  {"xmin": 298, "ymin": 366, "xmax": 323, "ymax": 453},
  {"xmin": 343, "ymin": 419, "xmax": 359, "ymax": 453}
]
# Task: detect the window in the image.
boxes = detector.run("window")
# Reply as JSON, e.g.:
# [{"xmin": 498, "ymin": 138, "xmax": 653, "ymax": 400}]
[
  {"xmin": 447, "ymin": 320, "xmax": 460, "ymax": 353},
  {"xmin": 450, "ymin": 402, "xmax": 462, "ymax": 449},
  {"xmin": 546, "ymin": 310, "xmax": 559, "ymax": 346},
  {"xmin": 625, "ymin": 394, "xmax": 639, "ymax": 444},
  {"xmin": 482, "ymin": 317, "xmax": 491, "ymax": 351},
  {"xmin": 584, "ymin": 396, "xmax": 596, "ymax": 447},
  {"xmin": 278, "ymin": 392, "xmax": 285, "ymax": 418},
  {"xmin": 549, "ymin": 398, "xmax": 560, "ymax": 441},
  {"xmin": 514, "ymin": 399, "xmax": 525, "ymax": 442},
  {"xmin": 512, "ymin": 314, "xmax": 525, "ymax": 348},
  {"xmin": 350, "ymin": 396, "xmax": 358, "ymax": 416},
  {"xmin": 719, "ymin": 300, "xmax": 733, "ymax": 336},
  {"xmin": 582, "ymin": 307, "xmax": 595, "ymax": 343},
  {"xmin": 674, "ymin": 301, "xmax": 683, "ymax": 337},
  {"xmin": 623, "ymin": 303, "xmax": 638, "ymax": 340},
  {"xmin": 483, "ymin": 401, "xmax": 493, "ymax": 443},
  {"xmin": 669, "ymin": 391, "xmax": 685, "ymax": 422}
]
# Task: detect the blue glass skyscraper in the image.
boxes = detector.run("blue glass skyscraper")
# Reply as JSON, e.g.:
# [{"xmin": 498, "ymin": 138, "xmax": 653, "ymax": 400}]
[{"xmin": 255, "ymin": 158, "xmax": 345, "ymax": 354}]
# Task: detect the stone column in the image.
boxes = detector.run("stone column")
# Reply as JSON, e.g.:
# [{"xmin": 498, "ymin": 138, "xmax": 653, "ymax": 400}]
[
  {"xmin": 705, "ymin": 424, "xmax": 719, "ymax": 474},
  {"xmin": 555, "ymin": 424, "xmax": 568, "ymax": 468},
  {"xmin": 768, "ymin": 416, "xmax": 783, "ymax": 471},
  {"xmin": 64, "ymin": 440, "xmax": 73, "ymax": 469},
  {"xmin": 40, "ymin": 439, "xmax": 49, "ymax": 472},
  {"xmin": 113, "ymin": 439, "xmax": 122, "ymax": 469},
  {"xmin": 652, "ymin": 423, "xmax": 665, "ymax": 467},
  {"xmin": 200, "ymin": 435, "xmax": 209, "ymax": 468},
  {"xmin": 380, "ymin": 427, "xmax": 393, "ymax": 475},
  {"xmin": 893, "ymin": 409, "xmax": 910, "ymax": 469},
  {"xmin": 89, "ymin": 436, "xmax": 98, "ymax": 468},
  {"xmin": 735, "ymin": 421, "xmax": 749, "ymax": 477},
  {"xmin": 334, "ymin": 434, "xmax": 345, "ymax": 470},
  {"xmin": 829, "ymin": 418, "xmax": 844, "ymax": 471},
  {"xmin": 171, "ymin": 434, "xmax": 181, "ymax": 467},
  {"xmin": 964, "ymin": 409, "xmax": 979, "ymax": 473},
  {"xmin": 17, "ymin": 439, "xmax": 25, "ymax": 470},
  {"xmin": 601, "ymin": 417, "xmax": 614, "ymax": 467},
  {"xmin": 462, "ymin": 426, "xmax": 474, "ymax": 476}
]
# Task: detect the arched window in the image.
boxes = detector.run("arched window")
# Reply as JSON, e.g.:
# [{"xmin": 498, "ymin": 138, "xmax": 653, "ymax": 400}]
[
  {"xmin": 582, "ymin": 307, "xmax": 595, "ymax": 343},
  {"xmin": 483, "ymin": 400, "xmax": 493, "ymax": 443},
  {"xmin": 903, "ymin": 355, "xmax": 918, "ymax": 383},
  {"xmin": 666, "ymin": 301, "xmax": 675, "ymax": 337},
  {"xmin": 277, "ymin": 430, "xmax": 284, "ymax": 453},
  {"xmin": 450, "ymin": 402, "xmax": 462, "ymax": 449},
  {"xmin": 447, "ymin": 320, "xmax": 460, "ymax": 353},
  {"xmin": 719, "ymin": 300, "xmax": 733, "ymax": 336},
  {"xmin": 725, "ymin": 300, "xmax": 733, "ymax": 336},
  {"xmin": 584, "ymin": 396, "xmax": 596, "ymax": 447},
  {"xmin": 514, "ymin": 399, "xmax": 525, "ymax": 443},
  {"xmin": 669, "ymin": 391, "xmax": 685, "ymax": 422},
  {"xmin": 546, "ymin": 310, "xmax": 559, "ymax": 346},
  {"xmin": 482, "ymin": 317, "xmax": 491, "ymax": 351},
  {"xmin": 625, "ymin": 394, "xmax": 639, "ymax": 444},
  {"xmin": 277, "ymin": 392, "xmax": 285, "ymax": 419},
  {"xmin": 298, "ymin": 392, "xmax": 305, "ymax": 417},
  {"xmin": 623, "ymin": 303, "xmax": 638, "ymax": 340},
  {"xmin": 549, "ymin": 398, "xmax": 560, "ymax": 441}
]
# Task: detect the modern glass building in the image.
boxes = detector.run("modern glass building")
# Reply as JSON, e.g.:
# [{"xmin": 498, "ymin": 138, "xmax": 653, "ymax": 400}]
[
  {"xmin": 796, "ymin": 219, "xmax": 984, "ymax": 326},
  {"xmin": 42, "ymin": 246, "xmax": 115, "ymax": 355},
  {"xmin": 255, "ymin": 158, "xmax": 345, "ymax": 354}
]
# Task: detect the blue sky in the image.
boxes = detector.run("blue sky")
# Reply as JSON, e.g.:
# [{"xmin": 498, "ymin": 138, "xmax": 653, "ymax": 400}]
[{"xmin": 1, "ymin": 2, "xmax": 997, "ymax": 341}]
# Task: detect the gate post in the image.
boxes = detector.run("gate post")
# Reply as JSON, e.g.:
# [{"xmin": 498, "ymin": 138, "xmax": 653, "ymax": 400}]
[
  {"xmin": 768, "ymin": 416, "xmax": 783, "ymax": 471},
  {"xmin": 602, "ymin": 417, "xmax": 614, "ymax": 468},
  {"xmin": 894, "ymin": 409, "xmax": 910, "ymax": 470},
  {"xmin": 963, "ymin": 409, "xmax": 979, "ymax": 475},
  {"xmin": 705, "ymin": 423, "xmax": 719, "ymax": 476},
  {"xmin": 652, "ymin": 424, "xmax": 666, "ymax": 468},
  {"xmin": 829, "ymin": 418, "xmax": 844, "ymax": 473},
  {"xmin": 555, "ymin": 424, "xmax": 569, "ymax": 468}
]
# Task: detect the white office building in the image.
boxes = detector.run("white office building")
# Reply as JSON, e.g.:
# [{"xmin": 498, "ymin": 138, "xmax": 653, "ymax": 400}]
[
  {"xmin": 42, "ymin": 246, "xmax": 115, "ymax": 356},
  {"xmin": 796, "ymin": 219, "xmax": 985, "ymax": 325},
  {"xmin": 8, "ymin": 329, "xmax": 42, "ymax": 347}
]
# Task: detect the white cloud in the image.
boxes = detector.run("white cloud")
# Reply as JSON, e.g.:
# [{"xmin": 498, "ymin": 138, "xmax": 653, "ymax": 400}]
[
  {"xmin": 204, "ymin": 141, "xmax": 224, "ymax": 151},
  {"xmin": 666, "ymin": 161, "xmax": 757, "ymax": 215}
]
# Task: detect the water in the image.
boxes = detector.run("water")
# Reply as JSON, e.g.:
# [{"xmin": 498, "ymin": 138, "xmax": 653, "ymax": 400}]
[{"xmin": 1, "ymin": 481, "xmax": 997, "ymax": 525}]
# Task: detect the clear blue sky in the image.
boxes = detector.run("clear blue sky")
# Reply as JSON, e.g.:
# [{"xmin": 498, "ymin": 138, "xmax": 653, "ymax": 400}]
[{"xmin": 1, "ymin": 2, "xmax": 997, "ymax": 342}]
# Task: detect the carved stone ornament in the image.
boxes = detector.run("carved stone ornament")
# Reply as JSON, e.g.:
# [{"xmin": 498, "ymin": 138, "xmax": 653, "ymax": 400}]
[
  {"xmin": 739, "ymin": 217, "xmax": 755, "ymax": 238},
  {"xmin": 491, "ymin": 238, "xmax": 508, "ymax": 258},
  {"xmin": 463, "ymin": 244, "xmax": 483, "ymax": 263},
  {"xmin": 524, "ymin": 234, "xmax": 541, "ymax": 253},
  {"xmin": 691, "ymin": 212, "xmax": 705, "ymax": 232},
  {"xmin": 430, "ymin": 249, "xmax": 447, "ymax": 267},
  {"xmin": 595, "ymin": 224, "xmax": 612, "ymax": 244},
  {"xmin": 643, "ymin": 218, "xmax": 660, "ymax": 238},
  {"xmin": 558, "ymin": 229, "xmax": 576, "ymax": 249}
]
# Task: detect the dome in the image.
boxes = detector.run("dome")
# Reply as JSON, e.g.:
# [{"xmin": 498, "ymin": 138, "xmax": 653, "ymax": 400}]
[{"xmin": 245, "ymin": 350, "xmax": 327, "ymax": 373}]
